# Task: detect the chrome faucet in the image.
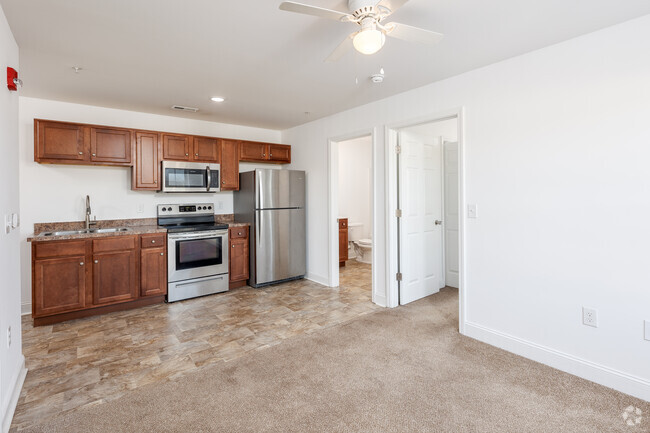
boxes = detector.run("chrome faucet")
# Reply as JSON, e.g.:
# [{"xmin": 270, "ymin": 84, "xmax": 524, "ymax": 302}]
[{"xmin": 85, "ymin": 195, "xmax": 97, "ymax": 230}]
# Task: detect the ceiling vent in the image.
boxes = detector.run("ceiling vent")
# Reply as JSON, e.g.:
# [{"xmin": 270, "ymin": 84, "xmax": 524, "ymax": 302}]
[{"xmin": 171, "ymin": 105, "xmax": 199, "ymax": 112}]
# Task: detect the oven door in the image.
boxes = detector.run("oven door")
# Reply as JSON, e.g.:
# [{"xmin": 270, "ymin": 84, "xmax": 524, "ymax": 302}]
[
  {"xmin": 162, "ymin": 161, "xmax": 220, "ymax": 193},
  {"xmin": 168, "ymin": 230, "xmax": 229, "ymax": 282}
]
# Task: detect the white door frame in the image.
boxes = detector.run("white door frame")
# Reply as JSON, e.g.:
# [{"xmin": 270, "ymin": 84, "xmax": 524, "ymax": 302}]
[
  {"xmin": 327, "ymin": 128, "xmax": 379, "ymax": 304},
  {"xmin": 385, "ymin": 108, "xmax": 467, "ymax": 334}
]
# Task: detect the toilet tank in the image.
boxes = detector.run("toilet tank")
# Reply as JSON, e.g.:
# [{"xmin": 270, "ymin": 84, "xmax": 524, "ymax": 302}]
[{"xmin": 347, "ymin": 223, "xmax": 363, "ymax": 242}]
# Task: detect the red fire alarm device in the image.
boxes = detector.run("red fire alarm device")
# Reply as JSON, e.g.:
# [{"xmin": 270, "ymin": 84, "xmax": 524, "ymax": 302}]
[{"xmin": 7, "ymin": 67, "xmax": 20, "ymax": 91}]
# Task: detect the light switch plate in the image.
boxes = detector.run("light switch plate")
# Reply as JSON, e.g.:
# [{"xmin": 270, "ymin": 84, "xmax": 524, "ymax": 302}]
[
  {"xmin": 645, "ymin": 320, "xmax": 650, "ymax": 341},
  {"xmin": 4, "ymin": 215, "xmax": 11, "ymax": 234},
  {"xmin": 11, "ymin": 213, "xmax": 19, "ymax": 228},
  {"xmin": 468, "ymin": 204, "xmax": 478, "ymax": 219}
]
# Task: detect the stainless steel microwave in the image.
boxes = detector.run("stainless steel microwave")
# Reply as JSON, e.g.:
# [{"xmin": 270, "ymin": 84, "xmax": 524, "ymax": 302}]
[{"xmin": 161, "ymin": 161, "xmax": 221, "ymax": 193}]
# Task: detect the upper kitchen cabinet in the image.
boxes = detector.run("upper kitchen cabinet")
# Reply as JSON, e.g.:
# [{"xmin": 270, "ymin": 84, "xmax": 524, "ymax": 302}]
[
  {"xmin": 220, "ymin": 139, "xmax": 240, "ymax": 191},
  {"xmin": 132, "ymin": 131, "xmax": 160, "ymax": 191},
  {"xmin": 35, "ymin": 120, "xmax": 86, "ymax": 163},
  {"xmin": 239, "ymin": 141, "xmax": 291, "ymax": 164},
  {"xmin": 162, "ymin": 134, "xmax": 191, "ymax": 161},
  {"xmin": 35, "ymin": 119, "xmax": 132, "ymax": 166},
  {"xmin": 268, "ymin": 144, "xmax": 291, "ymax": 163},
  {"xmin": 90, "ymin": 127, "xmax": 132, "ymax": 164},
  {"xmin": 239, "ymin": 141, "xmax": 267, "ymax": 162},
  {"xmin": 192, "ymin": 136, "xmax": 220, "ymax": 163}
]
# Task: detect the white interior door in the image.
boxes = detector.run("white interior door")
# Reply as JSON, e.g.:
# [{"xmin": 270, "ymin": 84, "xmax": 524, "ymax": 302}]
[
  {"xmin": 399, "ymin": 132, "xmax": 444, "ymax": 305},
  {"xmin": 444, "ymin": 140, "xmax": 460, "ymax": 288}
]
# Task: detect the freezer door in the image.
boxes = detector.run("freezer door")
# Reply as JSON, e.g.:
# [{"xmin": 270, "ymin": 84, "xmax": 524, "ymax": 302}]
[
  {"xmin": 255, "ymin": 208, "xmax": 306, "ymax": 285},
  {"xmin": 256, "ymin": 169, "xmax": 305, "ymax": 210}
]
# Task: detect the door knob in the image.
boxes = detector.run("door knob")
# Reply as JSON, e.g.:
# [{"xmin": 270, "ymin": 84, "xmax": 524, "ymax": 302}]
[{"xmin": 435, "ymin": 220, "xmax": 443, "ymax": 225}]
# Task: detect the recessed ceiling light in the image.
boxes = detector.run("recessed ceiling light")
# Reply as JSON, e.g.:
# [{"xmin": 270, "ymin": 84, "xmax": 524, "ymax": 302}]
[{"xmin": 210, "ymin": 97, "xmax": 225, "ymax": 102}]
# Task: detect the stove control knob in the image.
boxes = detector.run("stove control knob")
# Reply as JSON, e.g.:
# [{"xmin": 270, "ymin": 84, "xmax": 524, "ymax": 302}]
[
  {"xmin": 162, "ymin": 207, "xmax": 167, "ymax": 211},
  {"xmin": 208, "ymin": 206, "xmax": 212, "ymax": 210}
]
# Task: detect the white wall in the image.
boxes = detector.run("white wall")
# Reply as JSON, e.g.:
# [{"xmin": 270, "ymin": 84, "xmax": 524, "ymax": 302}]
[
  {"xmin": 338, "ymin": 136, "xmax": 372, "ymax": 251},
  {"xmin": 0, "ymin": 5, "xmax": 25, "ymax": 432},
  {"xmin": 19, "ymin": 97, "xmax": 281, "ymax": 313},
  {"xmin": 284, "ymin": 14, "xmax": 650, "ymax": 401}
]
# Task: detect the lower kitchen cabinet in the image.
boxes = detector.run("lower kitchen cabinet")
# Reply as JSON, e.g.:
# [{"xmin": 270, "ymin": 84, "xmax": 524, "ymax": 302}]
[
  {"xmin": 229, "ymin": 226, "xmax": 249, "ymax": 288},
  {"xmin": 31, "ymin": 234, "xmax": 167, "ymax": 326},
  {"xmin": 140, "ymin": 235, "xmax": 167, "ymax": 297}
]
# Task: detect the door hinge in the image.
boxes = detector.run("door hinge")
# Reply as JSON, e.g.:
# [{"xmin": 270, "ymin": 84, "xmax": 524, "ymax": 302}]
[
  {"xmin": 395, "ymin": 145, "xmax": 401, "ymax": 154},
  {"xmin": 395, "ymin": 209, "xmax": 402, "ymax": 218},
  {"xmin": 396, "ymin": 272, "xmax": 403, "ymax": 281}
]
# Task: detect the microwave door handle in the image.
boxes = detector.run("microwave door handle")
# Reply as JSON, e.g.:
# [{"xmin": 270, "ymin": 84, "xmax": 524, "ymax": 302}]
[{"xmin": 206, "ymin": 166, "xmax": 211, "ymax": 192}]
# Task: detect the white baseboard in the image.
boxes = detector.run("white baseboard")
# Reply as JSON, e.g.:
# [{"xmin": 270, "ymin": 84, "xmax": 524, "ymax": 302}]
[
  {"xmin": 305, "ymin": 272, "xmax": 329, "ymax": 286},
  {"xmin": 21, "ymin": 302, "xmax": 30, "ymax": 316},
  {"xmin": 464, "ymin": 322, "xmax": 650, "ymax": 402},
  {"xmin": 2, "ymin": 356, "xmax": 27, "ymax": 433}
]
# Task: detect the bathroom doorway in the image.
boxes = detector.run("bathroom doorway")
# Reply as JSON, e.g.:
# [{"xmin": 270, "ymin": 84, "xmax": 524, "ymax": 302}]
[
  {"xmin": 327, "ymin": 131, "xmax": 377, "ymax": 304},
  {"xmin": 337, "ymin": 135, "xmax": 373, "ymax": 293}
]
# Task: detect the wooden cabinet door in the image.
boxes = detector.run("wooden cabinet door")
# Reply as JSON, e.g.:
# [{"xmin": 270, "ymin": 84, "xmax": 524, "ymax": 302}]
[
  {"xmin": 339, "ymin": 219, "xmax": 348, "ymax": 264},
  {"xmin": 90, "ymin": 127, "xmax": 132, "ymax": 165},
  {"xmin": 220, "ymin": 139, "xmax": 240, "ymax": 190},
  {"xmin": 268, "ymin": 144, "xmax": 291, "ymax": 163},
  {"xmin": 33, "ymin": 255, "xmax": 86, "ymax": 317},
  {"xmin": 162, "ymin": 134, "xmax": 190, "ymax": 160},
  {"xmin": 239, "ymin": 141, "xmax": 268, "ymax": 162},
  {"xmin": 92, "ymin": 250, "xmax": 138, "ymax": 305},
  {"xmin": 229, "ymin": 229, "xmax": 249, "ymax": 283},
  {"xmin": 192, "ymin": 136, "xmax": 219, "ymax": 162},
  {"xmin": 133, "ymin": 131, "xmax": 160, "ymax": 190},
  {"xmin": 35, "ymin": 120, "xmax": 86, "ymax": 162},
  {"xmin": 140, "ymin": 248, "xmax": 167, "ymax": 297}
]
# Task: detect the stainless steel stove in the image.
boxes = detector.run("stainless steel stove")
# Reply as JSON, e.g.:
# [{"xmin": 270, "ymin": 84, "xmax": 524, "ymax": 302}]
[{"xmin": 158, "ymin": 203, "xmax": 229, "ymax": 302}]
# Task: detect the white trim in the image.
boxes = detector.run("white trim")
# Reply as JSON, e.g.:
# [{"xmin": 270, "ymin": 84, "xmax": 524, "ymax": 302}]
[
  {"xmin": 20, "ymin": 303, "xmax": 30, "ymax": 316},
  {"xmin": 2, "ymin": 357, "xmax": 27, "ymax": 433},
  {"xmin": 465, "ymin": 322, "xmax": 650, "ymax": 402},
  {"xmin": 327, "ymin": 129, "xmax": 379, "ymax": 305},
  {"xmin": 305, "ymin": 272, "xmax": 329, "ymax": 286},
  {"xmin": 385, "ymin": 108, "xmax": 467, "ymax": 329}
]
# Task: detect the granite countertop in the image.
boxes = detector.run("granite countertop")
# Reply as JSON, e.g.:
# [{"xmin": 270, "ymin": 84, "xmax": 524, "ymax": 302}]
[{"xmin": 28, "ymin": 217, "xmax": 250, "ymax": 242}]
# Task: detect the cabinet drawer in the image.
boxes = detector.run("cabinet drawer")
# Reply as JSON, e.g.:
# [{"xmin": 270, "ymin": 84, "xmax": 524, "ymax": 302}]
[
  {"xmin": 92, "ymin": 236, "xmax": 136, "ymax": 252},
  {"xmin": 229, "ymin": 226, "xmax": 248, "ymax": 239},
  {"xmin": 141, "ymin": 234, "xmax": 166, "ymax": 248},
  {"xmin": 338, "ymin": 219, "xmax": 348, "ymax": 230},
  {"xmin": 34, "ymin": 240, "xmax": 86, "ymax": 259}
]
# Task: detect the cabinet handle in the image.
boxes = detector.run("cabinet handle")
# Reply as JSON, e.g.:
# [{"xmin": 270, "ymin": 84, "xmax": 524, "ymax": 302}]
[
  {"xmin": 195, "ymin": 153, "xmax": 199, "ymax": 156},
  {"xmin": 160, "ymin": 252, "xmax": 164, "ymax": 256},
  {"xmin": 78, "ymin": 152, "xmax": 83, "ymax": 155},
  {"xmin": 222, "ymin": 180, "xmax": 225, "ymax": 184},
  {"xmin": 270, "ymin": 154, "xmax": 273, "ymax": 157},
  {"xmin": 94, "ymin": 260, "xmax": 98, "ymax": 264},
  {"xmin": 92, "ymin": 153, "xmax": 96, "ymax": 157},
  {"xmin": 185, "ymin": 153, "xmax": 189, "ymax": 156},
  {"xmin": 80, "ymin": 262, "xmax": 84, "ymax": 266},
  {"xmin": 232, "ymin": 244, "xmax": 235, "ymax": 248},
  {"xmin": 262, "ymin": 153, "xmax": 266, "ymax": 157},
  {"xmin": 151, "ymin": 240, "xmax": 156, "ymax": 243},
  {"xmin": 238, "ymin": 232, "xmax": 242, "ymax": 235},
  {"xmin": 154, "ymin": 180, "xmax": 157, "ymax": 184}
]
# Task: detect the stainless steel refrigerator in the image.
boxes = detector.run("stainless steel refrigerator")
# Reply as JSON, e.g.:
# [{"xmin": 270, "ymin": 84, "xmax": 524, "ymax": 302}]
[{"xmin": 234, "ymin": 169, "xmax": 306, "ymax": 287}]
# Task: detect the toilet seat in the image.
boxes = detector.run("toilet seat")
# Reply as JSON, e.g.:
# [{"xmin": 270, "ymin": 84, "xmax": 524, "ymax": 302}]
[{"xmin": 358, "ymin": 239, "xmax": 372, "ymax": 247}]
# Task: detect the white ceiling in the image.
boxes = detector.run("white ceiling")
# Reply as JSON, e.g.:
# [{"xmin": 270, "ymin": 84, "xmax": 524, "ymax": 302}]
[{"xmin": 2, "ymin": 0, "xmax": 649, "ymax": 130}]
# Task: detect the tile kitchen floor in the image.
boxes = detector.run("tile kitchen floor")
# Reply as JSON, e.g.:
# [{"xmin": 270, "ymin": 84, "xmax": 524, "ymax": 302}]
[{"xmin": 11, "ymin": 272, "xmax": 378, "ymax": 432}]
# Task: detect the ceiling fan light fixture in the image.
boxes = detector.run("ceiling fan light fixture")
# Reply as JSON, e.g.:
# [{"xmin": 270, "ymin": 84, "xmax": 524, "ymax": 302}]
[{"xmin": 353, "ymin": 28, "xmax": 385, "ymax": 55}]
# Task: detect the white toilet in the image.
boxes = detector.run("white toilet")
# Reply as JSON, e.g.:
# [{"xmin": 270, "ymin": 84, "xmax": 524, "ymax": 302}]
[{"xmin": 348, "ymin": 223, "xmax": 372, "ymax": 264}]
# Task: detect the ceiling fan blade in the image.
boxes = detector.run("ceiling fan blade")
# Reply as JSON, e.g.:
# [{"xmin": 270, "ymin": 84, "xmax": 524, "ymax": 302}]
[
  {"xmin": 324, "ymin": 33, "xmax": 356, "ymax": 63},
  {"xmin": 375, "ymin": 0, "xmax": 409, "ymax": 16},
  {"xmin": 384, "ymin": 22, "xmax": 443, "ymax": 45},
  {"xmin": 279, "ymin": 1, "xmax": 353, "ymax": 22}
]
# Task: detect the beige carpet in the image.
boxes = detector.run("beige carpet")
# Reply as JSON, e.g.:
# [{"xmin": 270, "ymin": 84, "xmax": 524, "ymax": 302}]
[{"xmin": 21, "ymin": 288, "xmax": 648, "ymax": 432}]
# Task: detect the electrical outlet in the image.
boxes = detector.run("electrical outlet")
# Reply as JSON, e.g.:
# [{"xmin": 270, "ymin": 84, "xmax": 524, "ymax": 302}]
[
  {"xmin": 644, "ymin": 320, "xmax": 650, "ymax": 341},
  {"xmin": 467, "ymin": 204, "xmax": 477, "ymax": 219},
  {"xmin": 7, "ymin": 326, "xmax": 11, "ymax": 348},
  {"xmin": 136, "ymin": 204, "xmax": 144, "ymax": 213},
  {"xmin": 583, "ymin": 307, "xmax": 598, "ymax": 328}
]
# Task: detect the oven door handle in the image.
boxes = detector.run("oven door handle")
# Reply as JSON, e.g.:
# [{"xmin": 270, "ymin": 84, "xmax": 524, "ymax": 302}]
[
  {"xmin": 168, "ymin": 231, "xmax": 227, "ymax": 240},
  {"xmin": 206, "ymin": 166, "xmax": 211, "ymax": 192}
]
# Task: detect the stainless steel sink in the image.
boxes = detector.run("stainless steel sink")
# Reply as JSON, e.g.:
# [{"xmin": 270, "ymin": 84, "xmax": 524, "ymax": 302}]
[{"xmin": 38, "ymin": 227, "xmax": 131, "ymax": 237}]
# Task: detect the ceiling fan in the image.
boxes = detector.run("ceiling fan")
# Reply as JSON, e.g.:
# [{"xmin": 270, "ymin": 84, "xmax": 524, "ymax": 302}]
[{"xmin": 279, "ymin": 0, "xmax": 443, "ymax": 62}]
